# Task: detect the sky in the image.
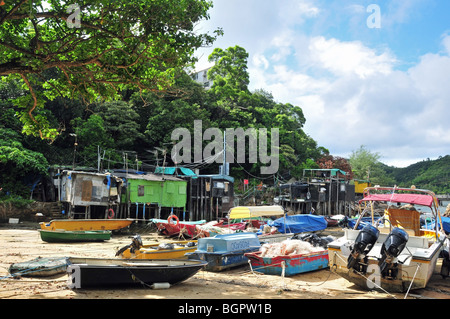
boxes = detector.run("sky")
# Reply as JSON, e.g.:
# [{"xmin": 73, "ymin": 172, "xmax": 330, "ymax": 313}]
[{"xmin": 193, "ymin": 0, "xmax": 450, "ymax": 168}]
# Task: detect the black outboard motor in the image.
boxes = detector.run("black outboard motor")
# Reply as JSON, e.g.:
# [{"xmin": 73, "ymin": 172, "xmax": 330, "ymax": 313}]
[
  {"xmin": 115, "ymin": 234, "xmax": 143, "ymax": 256},
  {"xmin": 378, "ymin": 228, "xmax": 409, "ymax": 277},
  {"xmin": 347, "ymin": 224, "xmax": 380, "ymax": 269}
]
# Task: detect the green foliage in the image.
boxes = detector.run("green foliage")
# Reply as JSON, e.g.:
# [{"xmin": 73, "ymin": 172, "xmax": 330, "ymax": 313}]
[
  {"xmin": 0, "ymin": 127, "xmax": 49, "ymax": 197},
  {"xmin": 349, "ymin": 145, "xmax": 381, "ymax": 180},
  {"xmin": 382, "ymin": 156, "xmax": 450, "ymax": 194},
  {"xmin": 0, "ymin": 0, "xmax": 220, "ymax": 140}
]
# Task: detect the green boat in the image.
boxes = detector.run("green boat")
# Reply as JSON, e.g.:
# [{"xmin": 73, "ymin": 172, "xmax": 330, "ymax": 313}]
[{"xmin": 39, "ymin": 229, "xmax": 112, "ymax": 243}]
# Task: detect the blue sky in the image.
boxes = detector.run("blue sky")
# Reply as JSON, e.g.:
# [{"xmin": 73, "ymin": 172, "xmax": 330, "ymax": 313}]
[{"xmin": 194, "ymin": 0, "xmax": 450, "ymax": 167}]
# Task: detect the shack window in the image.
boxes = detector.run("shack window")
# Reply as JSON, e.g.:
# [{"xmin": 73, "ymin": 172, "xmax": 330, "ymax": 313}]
[
  {"xmin": 166, "ymin": 183, "xmax": 174, "ymax": 194},
  {"xmin": 138, "ymin": 185, "xmax": 145, "ymax": 196},
  {"xmin": 179, "ymin": 186, "xmax": 186, "ymax": 195}
]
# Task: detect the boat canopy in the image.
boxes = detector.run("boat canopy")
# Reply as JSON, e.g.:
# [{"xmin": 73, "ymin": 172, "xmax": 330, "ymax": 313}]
[
  {"xmin": 228, "ymin": 206, "xmax": 284, "ymax": 219},
  {"xmin": 360, "ymin": 193, "xmax": 434, "ymax": 207}
]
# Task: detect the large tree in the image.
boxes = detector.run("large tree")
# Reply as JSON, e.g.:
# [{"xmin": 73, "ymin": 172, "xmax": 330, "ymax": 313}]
[{"xmin": 0, "ymin": 0, "xmax": 220, "ymax": 140}]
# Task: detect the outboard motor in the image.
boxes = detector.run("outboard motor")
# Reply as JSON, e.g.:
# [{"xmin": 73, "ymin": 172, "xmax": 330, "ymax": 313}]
[
  {"xmin": 378, "ymin": 228, "xmax": 409, "ymax": 277},
  {"xmin": 115, "ymin": 234, "xmax": 143, "ymax": 256},
  {"xmin": 347, "ymin": 224, "xmax": 380, "ymax": 269}
]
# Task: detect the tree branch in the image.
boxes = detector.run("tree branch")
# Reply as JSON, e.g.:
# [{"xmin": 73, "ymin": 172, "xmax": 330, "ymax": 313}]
[{"xmin": 20, "ymin": 73, "xmax": 43, "ymax": 139}]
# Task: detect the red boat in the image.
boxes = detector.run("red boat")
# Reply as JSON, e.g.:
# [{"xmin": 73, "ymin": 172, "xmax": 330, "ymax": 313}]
[
  {"xmin": 324, "ymin": 216, "xmax": 339, "ymax": 227},
  {"xmin": 150, "ymin": 216, "xmax": 207, "ymax": 238}
]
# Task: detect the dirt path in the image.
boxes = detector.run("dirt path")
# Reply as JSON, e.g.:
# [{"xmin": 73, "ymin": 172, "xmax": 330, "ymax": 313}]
[{"xmin": 1, "ymin": 223, "xmax": 449, "ymax": 300}]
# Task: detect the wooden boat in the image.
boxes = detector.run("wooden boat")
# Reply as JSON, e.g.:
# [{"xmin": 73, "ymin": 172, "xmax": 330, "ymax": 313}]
[
  {"xmin": 328, "ymin": 187, "xmax": 449, "ymax": 293},
  {"xmin": 39, "ymin": 229, "xmax": 111, "ymax": 243},
  {"xmin": 9, "ymin": 257, "xmax": 69, "ymax": 277},
  {"xmin": 150, "ymin": 217, "xmax": 206, "ymax": 238},
  {"xmin": 245, "ymin": 250, "xmax": 329, "ymax": 276},
  {"xmin": 40, "ymin": 218, "xmax": 133, "ymax": 231},
  {"xmin": 227, "ymin": 205, "xmax": 285, "ymax": 220},
  {"xmin": 116, "ymin": 235, "xmax": 197, "ymax": 259},
  {"xmin": 66, "ymin": 257, "xmax": 207, "ymax": 288},
  {"xmin": 194, "ymin": 221, "xmax": 247, "ymax": 238},
  {"xmin": 186, "ymin": 232, "xmax": 261, "ymax": 271}
]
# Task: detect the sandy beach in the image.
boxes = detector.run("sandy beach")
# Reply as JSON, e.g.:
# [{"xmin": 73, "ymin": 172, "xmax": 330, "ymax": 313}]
[{"xmin": 1, "ymin": 222, "xmax": 450, "ymax": 302}]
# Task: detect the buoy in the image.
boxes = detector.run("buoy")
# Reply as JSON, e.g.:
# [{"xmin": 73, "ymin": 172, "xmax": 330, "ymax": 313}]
[{"xmin": 151, "ymin": 282, "xmax": 171, "ymax": 289}]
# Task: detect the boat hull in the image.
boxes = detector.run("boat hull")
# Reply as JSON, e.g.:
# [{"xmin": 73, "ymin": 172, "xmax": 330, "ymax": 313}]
[
  {"xmin": 39, "ymin": 230, "xmax": 111, "ymax": 243},
  {"xmin": 66, "ymin": 258, "xmax": 207, "ymax": 288},
  {"xmin": 186, "ymin": 232, "xmax": 261, "ymax": 271},
  {"xmin": 245, "ymin": 250, "xmax": 329, "ymax": 276},
  {"xmin": 9, "ymin": 257, "xmax": 69, "ymax": 277},
  {"xmin": 187, "ymin": 247, "xmax": 260, "ymax": 272},
  {"xmin": 119, "ymin": 241, "xmax": 198, "ymax": 259},
  {"xmin": 151, "ymin": 219, "xmax": 206, "ymax": 237},
  {"xmin": 39, "ymin": 219, "xmax": 133, "ymax": 231}
]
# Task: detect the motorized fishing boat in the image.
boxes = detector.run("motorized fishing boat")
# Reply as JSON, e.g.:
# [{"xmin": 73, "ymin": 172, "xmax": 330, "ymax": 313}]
[
  {"xmin": 66, "ymin": 257, "xmax": 207, "ymax": 289},
  {"xmin": 115, "ymin": 235, "xmax": 197, "ymax": 259},
  {"xmin": 327, "ymin": 186, "xmax": 449, "ymax": 293},
  {"xmin": 186, "ymin": 232, "xmax": 261, "ymax": 271},
  {"xmin": 9, "ymin": 257, "xmax": 69, "ymax": 277},
  {"xmin": 39, "ymin": 218, "xmax": 133, "ymax": 231},
  {"xmin": 39, "ymin": 229, "xmax": 111, "ymax": 243}
]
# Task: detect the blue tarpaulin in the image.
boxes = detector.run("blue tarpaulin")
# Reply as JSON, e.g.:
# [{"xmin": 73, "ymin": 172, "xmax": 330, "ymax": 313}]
[
  {"xmin": 267, "ymin": 214, "xmax": 327, "ymax": 234},
  {"xmin": 443, "ymin": 217, "xmax": 450, "ymax": 233}
]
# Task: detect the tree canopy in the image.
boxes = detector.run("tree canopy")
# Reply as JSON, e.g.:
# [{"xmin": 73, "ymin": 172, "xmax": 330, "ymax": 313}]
[{"xmin": 0, "ymin": 0, "xmax": 220, "ymax": 140}]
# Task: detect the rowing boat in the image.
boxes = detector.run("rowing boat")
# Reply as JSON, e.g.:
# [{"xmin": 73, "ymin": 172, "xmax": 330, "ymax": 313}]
[
  {"xmin": 39, "ymin": 229, "xmax": 111, "ymax": 243},
  {"xmin": 66, "ymin": 257, "xmax": 207, "ymax": 288},
  {"xmin": 116, "ymin": 235, "xmax": 197, "ymax": 259},
  {"xmin": 39, "ymin": 219, "xmax": 133, "ymax": 231}
]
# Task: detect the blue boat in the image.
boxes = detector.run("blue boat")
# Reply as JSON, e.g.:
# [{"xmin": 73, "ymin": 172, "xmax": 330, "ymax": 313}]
[
  {"xmin": 266, "ymin": 214, "xmax": 327, "ymax": 234},
  {"xmin": 186, "ymin": 233, "xmax": 261, "ymax": 272},
  {"xmin": 245, "ymin": 250, "xmax": 329, "ymax": 276}
]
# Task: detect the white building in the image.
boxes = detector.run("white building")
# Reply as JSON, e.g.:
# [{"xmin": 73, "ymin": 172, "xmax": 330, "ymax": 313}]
[{"xmin": 190, "ymin": 66, "xmax": 213, "ymax": 90}]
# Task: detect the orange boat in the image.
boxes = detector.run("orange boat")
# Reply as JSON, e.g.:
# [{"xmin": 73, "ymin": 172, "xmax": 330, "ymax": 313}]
[{"xmin": 39, "ymin": 219, "xmax": 133, "ymax": 231}]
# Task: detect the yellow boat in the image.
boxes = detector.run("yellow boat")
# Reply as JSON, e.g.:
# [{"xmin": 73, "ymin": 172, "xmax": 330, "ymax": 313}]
[
  {"xmin": 116, "ymin": 235, "xmax": 197, "ymax": 259},
  {"xmin": 39, "ymin": 219, "xmax": 133, "ymax": 231}
]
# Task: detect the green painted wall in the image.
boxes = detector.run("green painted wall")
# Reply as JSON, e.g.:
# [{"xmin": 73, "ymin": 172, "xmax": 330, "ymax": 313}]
[{"xmin": 124, "ymin": 179, "xmax": 187, "ymax": 208}]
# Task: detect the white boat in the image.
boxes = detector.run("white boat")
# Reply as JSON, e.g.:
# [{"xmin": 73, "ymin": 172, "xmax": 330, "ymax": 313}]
[{"xmin": 328, "ymin": 187, "xmax": 449, "ymax": 294}]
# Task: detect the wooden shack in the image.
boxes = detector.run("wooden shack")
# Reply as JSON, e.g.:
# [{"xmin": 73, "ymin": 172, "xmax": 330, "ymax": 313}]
[
  {"xmin": 278, "ymin": 169, "xmax": 355, "ymax": 216},
  {"xmin": 113, "ymin": 172, "xmax": 187, "ymax": 220},
  {"xmin": 58, "ymin": 170, "xmax": 122, "ymax": 219},
  {"xmin": 153, "ymin": 167, "xmax": 235, "ymax": 221}
]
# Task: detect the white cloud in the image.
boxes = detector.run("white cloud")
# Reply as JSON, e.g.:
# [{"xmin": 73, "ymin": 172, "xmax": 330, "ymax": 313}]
[
  {"xmin": 249, "ymin": 34, "xmax": 450, "ymax": 166},
  {"xmin": 308, "ymin": 36, "xmax": 396, "ymax": 78},
  {"xmin": 442, "ymin": 34, "xmax": 450, "ymax": 55}
]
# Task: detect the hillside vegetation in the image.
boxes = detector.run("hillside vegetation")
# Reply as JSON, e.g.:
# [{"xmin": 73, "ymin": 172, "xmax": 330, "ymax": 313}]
[{"xmin": 381, "ymin": 155, "xmax": 450, "ymax": 194}]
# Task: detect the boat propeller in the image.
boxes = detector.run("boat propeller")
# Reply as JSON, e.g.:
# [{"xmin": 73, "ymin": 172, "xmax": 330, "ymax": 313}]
[
  {"xmin": 378, "ymin": 227, "xmax": 409, "ymax": 277},
  {"xmin": 347, "ymin": 224, "xmax": 380, "ymax": 270}
]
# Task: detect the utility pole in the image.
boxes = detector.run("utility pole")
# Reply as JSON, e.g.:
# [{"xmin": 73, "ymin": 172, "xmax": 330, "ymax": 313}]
[{"xmin": 70, "ymin": 133, "xmax": 77, "ymax": 170}]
